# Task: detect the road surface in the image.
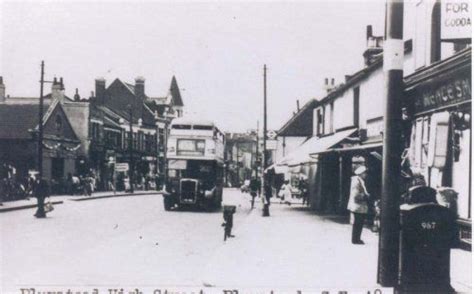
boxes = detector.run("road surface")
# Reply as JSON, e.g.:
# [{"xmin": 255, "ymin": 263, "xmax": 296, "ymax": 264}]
[{"xmin": 0, "ymin": 188, "xmax": 470, "ymax": 293}]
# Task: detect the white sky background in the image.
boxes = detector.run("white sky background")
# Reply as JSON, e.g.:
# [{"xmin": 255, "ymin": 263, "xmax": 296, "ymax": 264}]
[{"xmin": 1, "ymin": 0, "xmax": 397, "ymax": 133}]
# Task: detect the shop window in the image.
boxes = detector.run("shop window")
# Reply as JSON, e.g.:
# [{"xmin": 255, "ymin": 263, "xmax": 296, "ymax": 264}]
[
  {"xmin": 421, "ymin": 117, "xmax": 430, "ymax": 168},
  {"xmin": 427, "ymin": 112, "xmax": 450, "ymax": 169},
  {"xmin": 410, "ymin": 116, "xmax": 431, "ymax": 173}
]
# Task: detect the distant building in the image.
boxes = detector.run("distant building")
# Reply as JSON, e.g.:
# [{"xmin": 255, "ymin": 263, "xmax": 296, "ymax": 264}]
[
  {"xmin": 0, "ymin": 77, "xmax": 81, "ymax": 192},
  {"xmin": 224, "ymin": 132, "xmax": 258, "ymax": 187},
  {"xmin": 84, "ymin": 76, "xmax": 184, "ymax": 190},
  {"xmin": 273, "ymin": 27, "xmax": 413, "ymax": 214}
]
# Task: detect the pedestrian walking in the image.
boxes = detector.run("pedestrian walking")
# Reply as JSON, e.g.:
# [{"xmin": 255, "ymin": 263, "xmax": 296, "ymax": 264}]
[
  {"xmin": 33, "ymin": 178, "xmax": 50, "ymax": 218},
  {"xmin": 347, "ymin": 165, "xmax": 370, "ymax": 245},
  {"xmin": 249, "ymin": 176, "xmax": 260, "ymax": 209},
  {"xmin": 279, "ymin": 180, "xmax": 292, "ymax": 205},
  {"xmin": 298, "ymin": 176, "xmax": 309, "ymax": 206},
  {"xmin": 222, "ymin": 205, "xmax": 236, "ymax": 241}
]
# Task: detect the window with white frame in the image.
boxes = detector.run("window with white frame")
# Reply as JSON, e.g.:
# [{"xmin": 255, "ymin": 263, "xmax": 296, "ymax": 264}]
[
  {"xmin": 415, "ymin": 0, "xmax": 428, "ymax": 69},
  {"xmin": 314, "ymin": 107, "xmax": 324, "ymax": 136}
]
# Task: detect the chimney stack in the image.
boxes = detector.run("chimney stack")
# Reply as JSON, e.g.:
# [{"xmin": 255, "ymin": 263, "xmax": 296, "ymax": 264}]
[
  {"xmin": 0, "ymin": 77, "xmax": 5, "ymax": 102},
  {"xmin": 366, "ymin": 25, "xmax": 373, "ymax": 42},
  {"xmin": 95, "ymin": 77, "xmax": 106, "ymax": 104},
  {"xmin": 135, "ymin": 76, "xmax": 145, "ymax": 100},
  {"xmin": 296, "ymin": 99, "xmax": 300, "ymax": 112},
  {"xmin": 363, "ymin": 24, "xmax": 384, "ymax": 66},
  {"xmin": 74, "ymin": 88, "xmax": 81, "ymax": 101},
  {"xmin": 51, "ymin": 77, "xmax": 63, "ymax": 101},
  {"xmin": 324, "ymin": 77, "xmax": 336, "ymax": 93}
]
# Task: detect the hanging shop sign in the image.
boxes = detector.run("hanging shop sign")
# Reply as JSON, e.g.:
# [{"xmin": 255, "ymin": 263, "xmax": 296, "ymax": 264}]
[
  {"xmin": 266, "ymin": 139, "xmax": 278, "ymax": 150},
  {"xmin": 168, "ymin": 159, "xmax": 187, "ymax": 170},
  {"xmin": 441, "ymin": 0, "xmax": 471, "ymax": 41},
  {"xmin": 413, "ymin": 76, "xmax": 471, "ymax": 114},
  {"xmin": 115, "ymin": 163, "xmax": 129, "ymax": 172}
]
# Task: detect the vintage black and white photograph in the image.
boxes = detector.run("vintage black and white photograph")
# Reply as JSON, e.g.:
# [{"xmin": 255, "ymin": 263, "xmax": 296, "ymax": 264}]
[{"xmin": 0, "ymin": 0, "xmax": 471, "ymax": 293}]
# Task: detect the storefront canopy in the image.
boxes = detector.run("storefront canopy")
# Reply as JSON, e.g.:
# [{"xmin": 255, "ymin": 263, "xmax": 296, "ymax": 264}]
[
  {"xmin": 264, "ymin": 163, "xmax": 289, "ymax": 174},
  {"xmin": 332, "ymin": 141, "xmax": 382, "ymax": 152},
  {"xmin": 277, "ymin": 128, "xmax": 357, "ymax": 167}
]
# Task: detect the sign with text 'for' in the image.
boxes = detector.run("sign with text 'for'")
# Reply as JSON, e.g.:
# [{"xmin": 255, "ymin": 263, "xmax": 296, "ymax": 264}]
[{"xmin": 441, "ymin": 0, "xmax": 471, "ymax": 41}]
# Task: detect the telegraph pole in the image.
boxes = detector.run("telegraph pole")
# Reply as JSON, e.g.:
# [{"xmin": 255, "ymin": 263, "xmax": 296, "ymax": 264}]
[
  {"xmin": 38, "ymin": 61, "xmax": 45, "ymax": 180},
  {"xmin": 262, "ymin": 64, "xmax": 270, "ymax": 217},
  {"xmin": 378, "ymin": 0, "xmax": 404, "ymax": 287},
  {"xmin": 255, "ymin": 120, "xmax": 259, "ymax": 178}
]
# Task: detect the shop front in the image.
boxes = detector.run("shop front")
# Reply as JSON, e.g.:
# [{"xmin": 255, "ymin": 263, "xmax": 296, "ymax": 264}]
[{"xmin": 404, "ymin": 48, "xmax": 471, "ymax": 249}]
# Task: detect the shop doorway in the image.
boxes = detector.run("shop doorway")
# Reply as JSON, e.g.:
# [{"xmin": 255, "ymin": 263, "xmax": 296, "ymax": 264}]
[{"xmin": 52, "ymin": 157, "xmax": 65, "ymax": 180}]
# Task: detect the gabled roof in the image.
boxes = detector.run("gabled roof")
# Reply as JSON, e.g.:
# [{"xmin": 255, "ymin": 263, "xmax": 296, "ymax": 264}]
[
  {"xmin": 278, "ymin": 98, "xmax": 319, "ymax": 136},
  {"xmin": 277, "ymin": 40, "xmax": 413, "ymax": 137},
  {"xmin": 44, "ymin": 93, "xmax": 74, "ymax": 101},
  {"xmin": 318, "ymin": 39, "xmax": 412, "ymax": 106},
  {"xmin": 169, "ymin": 76, "xmax": 184, "ymax": 107},
  {"xmin": 0, "ymin": 102, "xmax": 52, "ymax": 139}
]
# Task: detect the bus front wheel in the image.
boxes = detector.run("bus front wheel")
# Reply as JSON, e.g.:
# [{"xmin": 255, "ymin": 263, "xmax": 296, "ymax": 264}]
[{"xmin": 163, "ymin": 197, "xmax": 173, "ymax": 211}]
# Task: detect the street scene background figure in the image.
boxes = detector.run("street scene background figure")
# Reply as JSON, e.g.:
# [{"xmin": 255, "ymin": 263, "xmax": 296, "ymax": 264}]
[
  {"xmin": 33, "ymin": 178, "xmax": 50, "ymax": 218},
  {"xmin": 347, "ymin": 165, "xmax": 369, "ymax": 245},
  {"xmin": 222, "ymin": 205, "xmax": 236, "ymax": 241},
  {"xmin": 249, "ymin": 176, "xmax": 260, "ymax": 209},
  {"xmin": 278, "ymin": 179, "xmax": 292, "ymax": 205}
]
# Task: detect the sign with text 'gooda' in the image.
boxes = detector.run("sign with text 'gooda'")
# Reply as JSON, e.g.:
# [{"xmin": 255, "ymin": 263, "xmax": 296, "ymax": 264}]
[{"xmin": 441, "ymin": 0, "xmax": 471, "ymax": 41}]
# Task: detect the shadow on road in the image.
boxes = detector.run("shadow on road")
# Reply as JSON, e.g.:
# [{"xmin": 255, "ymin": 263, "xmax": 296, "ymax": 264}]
[{"xmin": 287, "ymin": 205, "xmax": 350, "ymax": 224}]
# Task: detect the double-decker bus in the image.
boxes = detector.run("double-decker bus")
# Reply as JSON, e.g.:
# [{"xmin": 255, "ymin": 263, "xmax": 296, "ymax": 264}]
[{"xmin": 163, "ymin": 117, "xmax": 225, "ymax": 210}]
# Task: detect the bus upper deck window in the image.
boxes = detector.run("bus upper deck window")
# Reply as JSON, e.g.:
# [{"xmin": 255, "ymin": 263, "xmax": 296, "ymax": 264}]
[
  {"xmin": 172, "ymin": 124, "xmax": 192, "ymax": 130},
  {"xmin": 193, "ymin": 125, "xmax": 213, "ymax": 130}
]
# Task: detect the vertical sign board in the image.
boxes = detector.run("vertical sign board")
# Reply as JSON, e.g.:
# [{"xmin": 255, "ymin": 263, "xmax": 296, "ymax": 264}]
[
  {"xmin": 441, "ymin": 0, "xmax": 471, "ymax": 41},
  {"xmin": 266, "ymin": 139, "xmax": 278, "ymax": 150}
]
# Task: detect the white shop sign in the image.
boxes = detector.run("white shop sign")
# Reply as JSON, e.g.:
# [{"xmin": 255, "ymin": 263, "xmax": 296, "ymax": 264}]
[
  {"xmin": 441, "ymin": 0, "xmax": 471, "ymax": 41},
  {"xmin": 115, "ymin": 163, "xmax": 129, "ymax": 172},
  {"xmin": 168, "ymin": 159, "xmax": 187, "ymax": 170},
  {"xmin": 266, "ymin": 139, "xmax": 277, "ymax": 150}
]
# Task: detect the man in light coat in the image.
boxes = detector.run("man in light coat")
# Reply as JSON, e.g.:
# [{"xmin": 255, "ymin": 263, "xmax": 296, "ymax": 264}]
[{"xmin": 347, "ymin": 165, "xmax": 369, "ymax": 245}]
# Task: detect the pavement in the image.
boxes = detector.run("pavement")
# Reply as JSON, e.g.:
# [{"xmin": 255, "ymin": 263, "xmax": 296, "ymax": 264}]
[
  {"xmin": 0, "ymin": 190, "xmax": 160, "ymax": 213},
  {"xmin": 202, "ymin": 193, "xmax": 472, "ymax": 293}
]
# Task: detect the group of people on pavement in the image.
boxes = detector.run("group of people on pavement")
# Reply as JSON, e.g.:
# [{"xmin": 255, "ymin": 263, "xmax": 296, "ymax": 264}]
[{"xmin": 277, "ymin": 176, "xmax": 309, "ymax": 206}]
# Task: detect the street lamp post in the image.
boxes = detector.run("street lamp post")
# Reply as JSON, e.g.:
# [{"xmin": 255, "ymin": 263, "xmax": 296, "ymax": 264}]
[
  {"xmin": 127, "ymin": 105, "xmax": 135, "ymax": 193},
  {"xmin": 38, "ymin": 61, "xmax": 45, "ymax": 180},
  {"xmin": 34, "ymin": 61, "xmax": 56, "ymax": 218},
  {"xmin": 262, "ymin": 64, "xmax": 270, "ymax": 217},
  {"xmin": 255, "ymin": 120, "xmax": 259, "ymax": 178}
]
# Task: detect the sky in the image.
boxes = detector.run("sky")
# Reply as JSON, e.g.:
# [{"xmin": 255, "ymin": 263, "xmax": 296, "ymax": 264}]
[{"xmin": 1, "ymin": 0, "xmax": 388, "ymax": 133}]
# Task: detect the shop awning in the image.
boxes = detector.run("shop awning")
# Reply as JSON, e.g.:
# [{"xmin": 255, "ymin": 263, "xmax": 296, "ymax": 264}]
[
  {"xmin": 264, "ymin": 163, "xmax": 289, "ymax": 174},
  {"xmin": 278, "ymin": 128, "xmax": 357, "ymax": 167},
  {"xmin": 332, "ymin": 142, "xmax": 383, "ymax": 152}
]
